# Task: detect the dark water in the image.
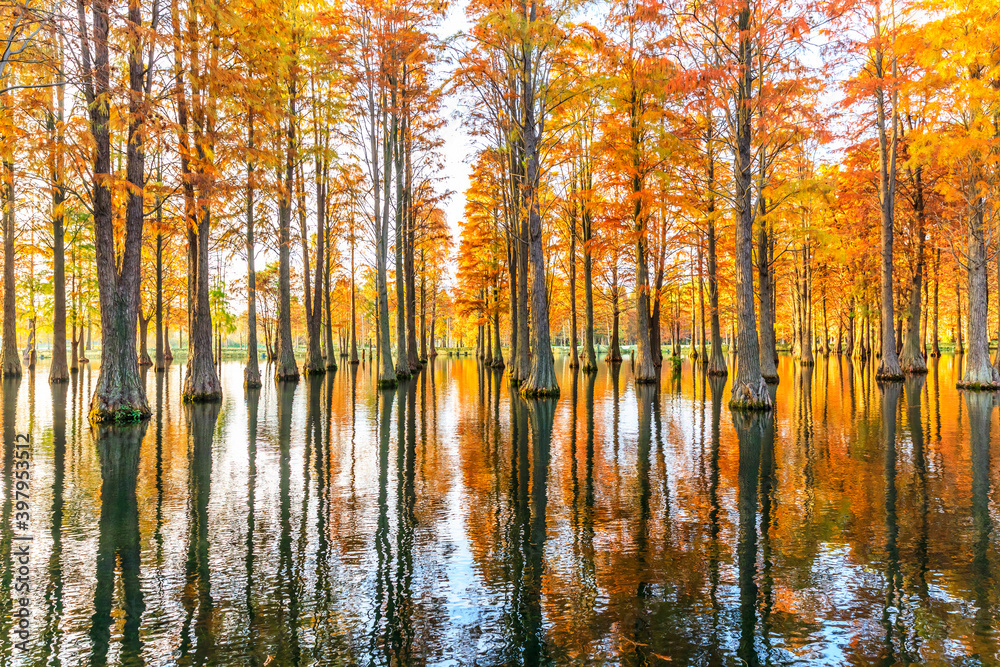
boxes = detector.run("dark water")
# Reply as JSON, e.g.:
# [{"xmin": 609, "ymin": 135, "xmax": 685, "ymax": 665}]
[{"xmin": 0, "ymin": 355, "xmax": 998, "ymax": 665}]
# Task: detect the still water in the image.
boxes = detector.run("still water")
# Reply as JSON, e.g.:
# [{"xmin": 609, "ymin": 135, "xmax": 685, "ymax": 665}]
[{"xmin": 0, "ymin": 355, "xmax": 997, "ymax": 665}]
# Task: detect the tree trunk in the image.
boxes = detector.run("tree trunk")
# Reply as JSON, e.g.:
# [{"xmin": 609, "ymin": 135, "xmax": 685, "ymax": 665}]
[
  {"xmin": 518, "ymin": 84, "xmax": 558, "ymax": 397},
  {"xmin": 275, "ymin": 79, "xmax": 300, "ymax": 383},
  {"xmin": 757, "ymin": 213, "xmax": 778, "ymax": 382},
  {"xmin": 138, "ymin": 312, "xmax": 152, "ymax": 366},
  {"xmin": 48, "ymin": 75, "xmax": 69, "ymax": 383},
  {"xmin": 956, "ymin": 277, "xmax": 964, "ymax": 354},
  {"xmin": 492, "ymin": 285, "xmax": 504, "ymax": 369},
  {"xmin": 959, "ymin": 199, "xmax": 998, "ymax": 388},
  {"xmin": 607, "ymin": 294, "xmax": 622, "ymax": 363},
  {"xmin": 931, "ymin": 250, "xmax": 940, "ymax": 357},
  {"xmin": 698, "ymin": 242, "xmax": 707, "ymax": 360},
  {"xmin": 569, "ymin": 210, "xmax": 579, "ymax": 368},
  {"xmin": 0, "ymin": 127, "xmax": 20, "ymax": 377},
  {"xmin": 705, "ymin": 137, "xmax": 726, "ymax": 376},
  {"xmin": 244, "ymin": 117, "xmax": 261, "ymax": 388},
  {"xmin": 86, "ymin": 0, "xmax": 150, "ymax": 421},
  {"xmin": 581, "ymin": 204, "xmax": 597, "ymax": 373},
  {"xmin": 874, "ymin": 43, "xmax": 903, "ymax": 381},
  {"xmin": 420, "ymin": 254, "xmax": 427, "ymax": 361},
  {"xmin": 899, "ymin": 175, "xmax": 927, "ymax": 374},
  {"xmin": 349, "ymin": 235, "xmax": 359, "ymax": 363},
  {"xmin": 154, "ymin": 229, "xmax": 166, "ymax": 372},
  {"xmin": 729, "ymin": 1, "xmax": 769, "ymax": 409}
]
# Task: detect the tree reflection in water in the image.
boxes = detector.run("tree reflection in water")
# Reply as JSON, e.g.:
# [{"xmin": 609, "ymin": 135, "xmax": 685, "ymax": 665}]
[{"xmin": 1, "ymin": 356, "xmax": 998, "ymax": 665}]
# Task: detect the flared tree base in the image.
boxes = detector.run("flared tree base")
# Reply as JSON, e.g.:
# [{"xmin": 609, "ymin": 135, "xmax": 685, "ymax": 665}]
[
  {"xmin": 957, "ymin": 380, "xmax": 1000, "ymax": 391},
  {"xmin": 89, "ymin": 400, "xmax": 151, "ymax": 424},
  {"xmin": 377, "ymin": 377, "xmax": 398, "ymax": 389},
  {"xmin": 520, "ymin": 384, "xmax": 561, "ymax": 398},
  {"xmin": 182, "ymin": 390, "xmax": 223, "ymax": 403},
  {"xmin": 763, "ymin": 374, "xmax": 780, "ymax": 385},
  {"xmin": 729, "ymin": 376, "xmax": 773, "ymax": 411}
]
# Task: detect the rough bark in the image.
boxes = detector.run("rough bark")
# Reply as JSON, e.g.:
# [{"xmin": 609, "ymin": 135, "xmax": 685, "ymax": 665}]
[
  {"xmin": 0, "ymin": 123, "xmax": 20, "ymax": 377},
  {"xmin": 519, "ymin": 92, "xmax": 558, "ymax": 397},
  {"xmin": 606, "ymin": 293, "xmax": 622, "ymax": 363},
  {"xmin": 274, "ymin": 78, "xmax": 300, "ymax": 383},
  {"xmin": 244, "ymin": 119, "xmax": 261, "ymax": 388},
  {"xmin": 757, "ymin": 213, "xmax": 778, "ymax": 382},
  {"xmin": 48, "ymin": 74, "xmax": 69, "ymax": 383},
  {"xmin": 729, "ymin": 1, "xmax": 769, "ymax": 410},
  {"xmin": 955, "ymin": 278, "xmax": 964, "ymax": 354},
  {"xmin": 874, "ymin": 41, "xmax": 903, "ymax": 381},
  {"xmin": 705, "ymin": 131, "xmax": 727, "ymax": 377},
  {"xmin": 899, "ymin": 172, "xmax": 927, "ymax": 374},
  {"xmin": 931, "ymin": 249, "xmax": 940, "ymax": 357},
  {"xmin": 959, "ymin": 200, "xmax": 998, "ymax": 389},
  {"xmin": 569, "ymin": 205, "xmax": 579, "ymax": 368},
  {"xmin": 581, "ymin": 202, "xmax": 597, "ymax": 373},
  {"xmin": 85, "ymin": 0, "xmax": 150, "ymax": 421},
  {"xmin": 138, "ymin": 311, "xmax": 152, "ymax": 366}
]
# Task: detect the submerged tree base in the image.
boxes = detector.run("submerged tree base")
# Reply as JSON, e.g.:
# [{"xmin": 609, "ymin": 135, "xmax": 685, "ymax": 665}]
[
  {"xmin": 875, "ymin": 371, "xmax": 905, "ymax": 382},
  {"xmin": 729, "ymin": 377, "xmax": 773, "ymax": 411},
  {"xmin": 89, "ymin": 403, "xmax": 152, "ymax": 425},
  {"xmin": 957, "ymin": 380, "xmax": 1000, "ymax": 391},
  {"xmin": 182, "ymin": 390, "xmax": 223, "ymax": 403},
  {"xmin": 520, "ymin": 384, "xmax": 560, "ymax": 398},
  {"xmin": 377, "ymin": 377, "xmax": 398, "ymax": 389},
  {"xmin": 763, "ymin": 374, "xmax": 780, "ymax": 385}
]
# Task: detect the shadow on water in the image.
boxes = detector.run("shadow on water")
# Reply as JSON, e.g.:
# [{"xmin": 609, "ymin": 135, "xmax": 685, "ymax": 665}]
[
  {"xmin": 90, "ymin": 420, "xmax": 149, "ymax": 667},
  {"xmin": 7, "ymin": 356, "xmax": 1000, "ymax": 665},
  {"xmin": 178, "ymin": 400, "xmax": 221, "ymax": 665}
]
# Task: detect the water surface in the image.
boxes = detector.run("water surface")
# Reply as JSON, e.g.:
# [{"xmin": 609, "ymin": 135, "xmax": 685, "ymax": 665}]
[{"xmin": 1, "ymin": 355, "xmax": 998, "ymax": 665}]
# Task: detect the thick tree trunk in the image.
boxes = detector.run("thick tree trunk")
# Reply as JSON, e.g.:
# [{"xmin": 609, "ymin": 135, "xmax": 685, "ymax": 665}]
[
  {"xmin": 757, "ymin": 216, "xmax": 778, "ymax": 382},
  {"xmin": 183, "ymin": 204, "xmax": 221, "ymax": 400},
  {"xmin": 900, "ymin": 177, "xmax": 927, "ymax": 374},
  {"xmin": 519, "ymin": 98, "xmax": 558, "ymax": 397},
  {"xmin": 275, "ymin": 87, "xmax": 300, "ymax": 383},
  {"xmin": 86, "ymin": 0, "xmax": 149, "ymax": 421},
  {"xmin": 729, "ymin": 2, "xmax": 769, "ymax": 409},
  {"xmin": 1, "ymin": 141, "xmax": 20, "ymax": 377},
  {"xmin": 959, "ymin": 201, "xmax": 998, "ymax": 388}
]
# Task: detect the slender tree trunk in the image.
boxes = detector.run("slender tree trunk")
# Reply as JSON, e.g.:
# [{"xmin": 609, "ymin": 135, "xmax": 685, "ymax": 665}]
[
  {"xmin": 706, "ymin": 133, "xmax": 726, "ymax": 376},
  {"xmin": 275, "ymin": 85, "xmax": 300, "ymax": 382},
  {"xmin": 607, "ymin": 292, "xmax": 622, "ymax": 363},
  {"xmin": 138, "ymin": 313, "xmax": 152, "ymax": 366},
  {"xmin": 569, "ymin": 207, "xmax": 579, "ymax": 368},
  {"xmin": 492, "ymin": 285, "xmax": 504, "ymax": 369},
  {"xmin": 244, "ymin": 115, "xmax": 261, "ymax": 388},
  {"xmin": 698, "ymin": 241, "xmax": 707, "ymax": 361},
  {"xmin": 956, "ymin": 277, "xmax": 964, "ymax": 354},
  {"xmin": 874, "ymin": 42, "xmax": 903, "ymax": 380},
  {"xmin": 0, "ymin": 114, "xmax": 20, "ymax": 377},
  {"xmin": 350, "ymin": 237, "xmax": 359, "ymax": 364},
  {"xmin": 581, "ymin": 204, "xmax": 597, "ymax": 373},
  {"xmin": 48, "ymin": 71, "xmax": 69, "ymax": 383},
  {"xmin": 154, "ymin": 226, "xmax": 166, "ymax": 372},
  {"xmin": 931, "ymin": 250, "xmax": 940, "ymax": 357}
]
